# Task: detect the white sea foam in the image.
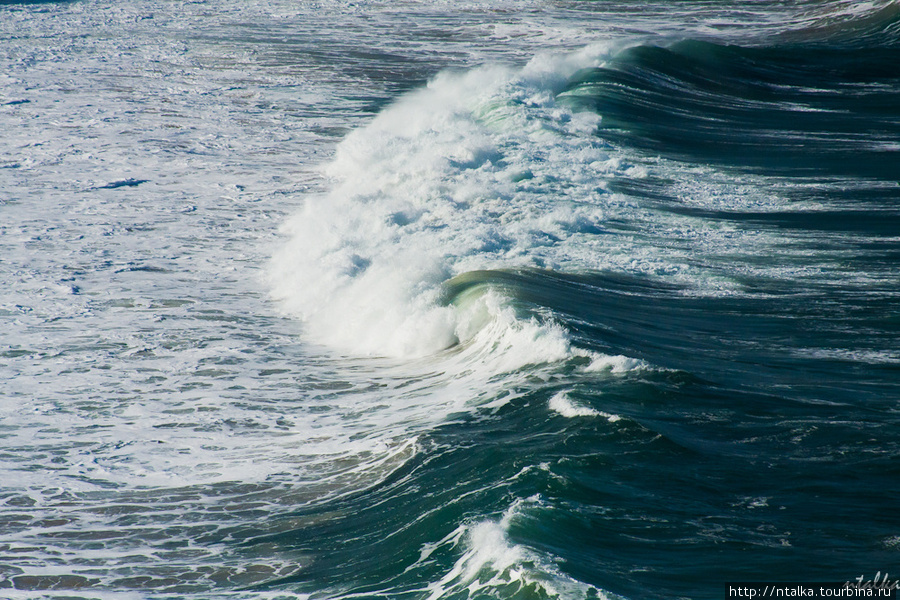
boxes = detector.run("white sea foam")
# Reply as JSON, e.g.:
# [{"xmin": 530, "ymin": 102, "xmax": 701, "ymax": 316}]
[
  {"xmin": 585, "ymin": 354, "xmax": 649, "ymax": 373},
  {"xmin": 0, "ymin": 0, "xmax": 485, "ymax": 508},
  {"xmin": 549, "ymin": 391, "xmax": 622, "ymax": 422},
  {"xmin": 549, "ymin": 392, "xmax": 601, "ymax": 418}
]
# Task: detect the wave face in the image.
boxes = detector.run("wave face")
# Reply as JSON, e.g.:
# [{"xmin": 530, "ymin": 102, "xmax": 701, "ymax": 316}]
[{"xmin": 2, "ymin": 1, "xmax": 899, "ymax": 599}]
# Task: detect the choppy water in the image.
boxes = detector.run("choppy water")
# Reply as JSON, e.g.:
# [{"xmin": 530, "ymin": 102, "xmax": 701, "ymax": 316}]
[{"xmin": 2, "ymin": 1, "xmax": 899, "ymax": 599}]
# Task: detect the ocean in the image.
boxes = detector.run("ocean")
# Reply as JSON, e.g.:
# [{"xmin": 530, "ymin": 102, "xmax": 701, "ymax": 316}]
[{"xmin": 1, "ymin": 1, "xmax": 899, "ymax": 599}]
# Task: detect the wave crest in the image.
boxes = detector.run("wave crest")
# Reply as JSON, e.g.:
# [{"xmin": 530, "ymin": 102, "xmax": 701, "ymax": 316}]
[{"xmin": 269, "ymin": 47, "xmax": 631, "ymax": 362}]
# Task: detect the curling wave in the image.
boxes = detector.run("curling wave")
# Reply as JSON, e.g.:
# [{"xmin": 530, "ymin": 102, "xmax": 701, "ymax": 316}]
[{"xmin": 269, "ymin": 44, "xmax": 646, "ymax": 366}]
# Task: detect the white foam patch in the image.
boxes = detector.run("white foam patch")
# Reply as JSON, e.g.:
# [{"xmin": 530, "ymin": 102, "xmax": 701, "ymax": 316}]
[
  {"xmin": 549, "ymin": 391, "xmax": 622, "ymax": 422},
  {"xmin": 549, "ymin": 392, "xmax": 601, "ymax": 418},
  {"xmin": 585, "ymin": 354, "xmax": 649, "ymax": 373}
]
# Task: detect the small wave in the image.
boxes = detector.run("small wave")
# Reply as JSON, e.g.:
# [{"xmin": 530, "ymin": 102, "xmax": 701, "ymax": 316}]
[{"xmin": 419, "ymin": 499, "xmax": 625, "ymax": 600}]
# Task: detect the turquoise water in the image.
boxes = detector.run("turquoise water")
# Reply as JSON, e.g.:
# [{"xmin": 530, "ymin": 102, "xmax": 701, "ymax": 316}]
[{"xmin": 1, "ymin": 1, "xmax": 898, "ymax": 599}]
